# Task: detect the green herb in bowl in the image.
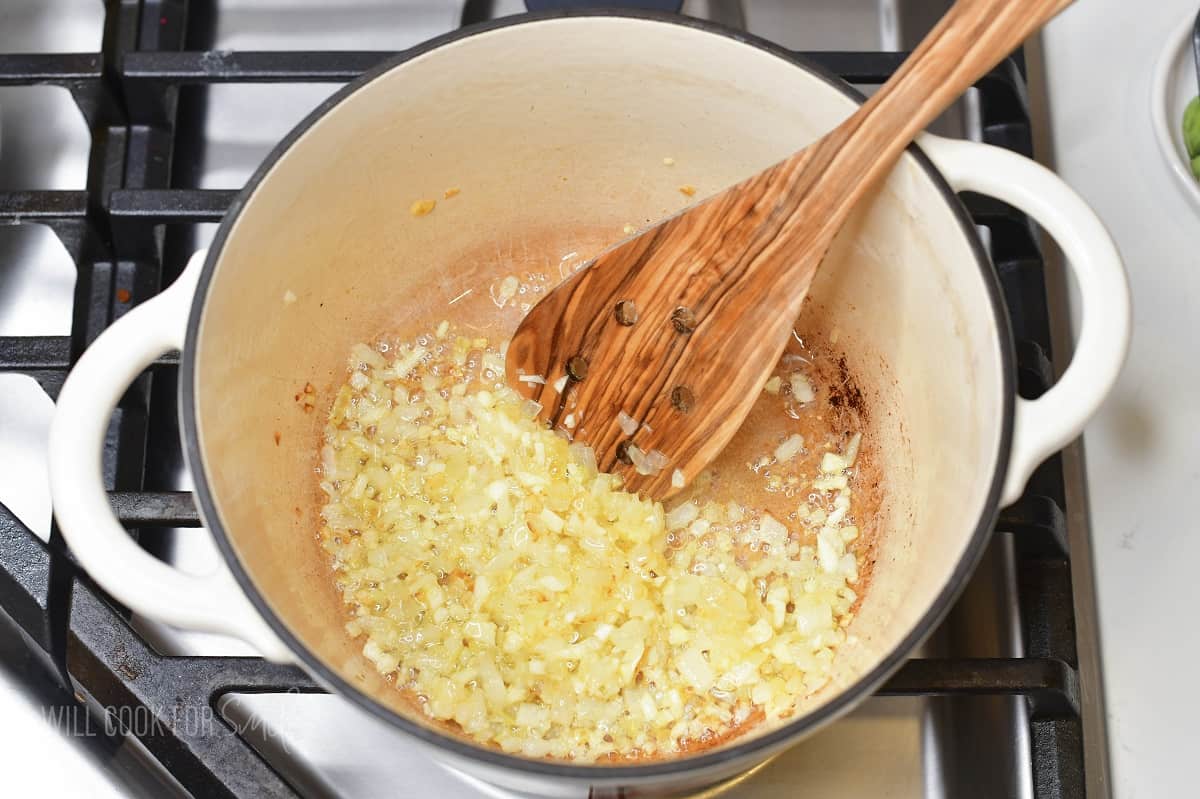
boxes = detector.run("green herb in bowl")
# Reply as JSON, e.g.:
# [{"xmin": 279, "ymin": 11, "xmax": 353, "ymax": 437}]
[{"xmin": 1184, "ymin": 96, "xmax": 1200, "ymax": 178}]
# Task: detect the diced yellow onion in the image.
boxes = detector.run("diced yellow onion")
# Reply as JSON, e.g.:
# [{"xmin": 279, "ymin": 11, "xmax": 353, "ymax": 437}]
[
  {"xmin": 642, "ymin": 449, "xmax": 670, "ymax": 475},
  {"xmin": 318, "ymin": 323, "xmax": 863, "ymax": 762},
  {"xmin": 617, "ymin": 410, "xmax": 639, "ymax": 436},
  {"xmin": 774, "ymin": 433, "xmax": 805, "ymax": 462},
  {"xmin": 844, "ymin": 432, "xmax": 862, "ymax": 467},
  {"xmin": 665, "ymin": 501, "xmax": 699, "ymax": 529},
  {"xmin": 490, "ymin": 275, "xmax": 519, "ymax": 307},
  {"xmin": 789, "ymin": 372, "xmax": 815, "ymax": 403}
]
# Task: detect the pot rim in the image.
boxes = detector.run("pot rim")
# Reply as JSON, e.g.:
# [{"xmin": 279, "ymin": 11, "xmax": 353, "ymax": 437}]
[{"xmin": 180, "ymin": 8, "xmax": 1016, "ymax": 780}]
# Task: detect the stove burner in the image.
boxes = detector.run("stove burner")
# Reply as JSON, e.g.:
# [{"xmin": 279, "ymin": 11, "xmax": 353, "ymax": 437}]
[{"xmin": 0, "ymin": 4, "xmax": 1091, "ymax": 798}]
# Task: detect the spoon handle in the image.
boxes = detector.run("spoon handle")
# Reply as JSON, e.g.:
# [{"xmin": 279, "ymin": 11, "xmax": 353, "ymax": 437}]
[{"xmin": 790, "ymin": 0, "xmax": 1075, "ymax": 231}]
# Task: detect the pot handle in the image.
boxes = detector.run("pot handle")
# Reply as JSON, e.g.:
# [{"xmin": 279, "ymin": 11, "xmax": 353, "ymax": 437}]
[
  {"xmin": 919, "ymin": 134, "xmax": 1130, "ymax": 506},
  {"xmin": 47, "ymin": 249, "xmax": 293, "ymax": 662}
]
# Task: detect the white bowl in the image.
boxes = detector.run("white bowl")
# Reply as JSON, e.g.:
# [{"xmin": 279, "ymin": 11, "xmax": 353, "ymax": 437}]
[{"xmin": 1152, "ymin": 8, "xmax": 1200, "ymax": 211}]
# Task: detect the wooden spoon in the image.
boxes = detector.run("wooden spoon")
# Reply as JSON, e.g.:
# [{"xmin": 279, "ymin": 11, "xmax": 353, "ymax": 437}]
[{"xmin": 507, "ymin": 0, "xmax": 1074, "ymax": 498}]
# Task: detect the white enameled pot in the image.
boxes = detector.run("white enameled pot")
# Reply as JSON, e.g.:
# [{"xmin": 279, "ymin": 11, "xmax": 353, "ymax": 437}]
[{"xmin": 47, "ymin": 12, "xmax": 1129, "ymax": 797}]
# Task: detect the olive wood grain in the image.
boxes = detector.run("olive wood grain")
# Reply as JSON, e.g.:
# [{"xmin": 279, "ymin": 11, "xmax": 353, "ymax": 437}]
[{"xmin": 506, "ymin": 0, "xmax": 1075, "ymax": 497}]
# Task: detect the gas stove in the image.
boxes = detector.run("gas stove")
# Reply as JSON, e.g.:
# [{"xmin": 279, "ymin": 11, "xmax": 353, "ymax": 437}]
[{"xmin": 0, "ymin": 1, "xmax": 1107, "ymax": 796}]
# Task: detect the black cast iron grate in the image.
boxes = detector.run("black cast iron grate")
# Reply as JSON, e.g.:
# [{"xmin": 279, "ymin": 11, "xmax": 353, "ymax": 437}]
[{"xmin": 0, "ymin": 2, "xmax": 1085, "ymax": 797}]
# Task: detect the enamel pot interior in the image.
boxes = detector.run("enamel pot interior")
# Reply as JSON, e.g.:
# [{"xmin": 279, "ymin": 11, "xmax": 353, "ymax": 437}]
[{"xmin": 184, "ymin": 12, "xmax": 1010, "ymax": 784}]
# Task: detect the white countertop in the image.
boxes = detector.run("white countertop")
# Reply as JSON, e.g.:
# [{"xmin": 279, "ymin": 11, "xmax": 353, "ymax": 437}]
[{"xmin": 1041, "ymin": 2, "xmax": 1200, "ymax": 797}]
